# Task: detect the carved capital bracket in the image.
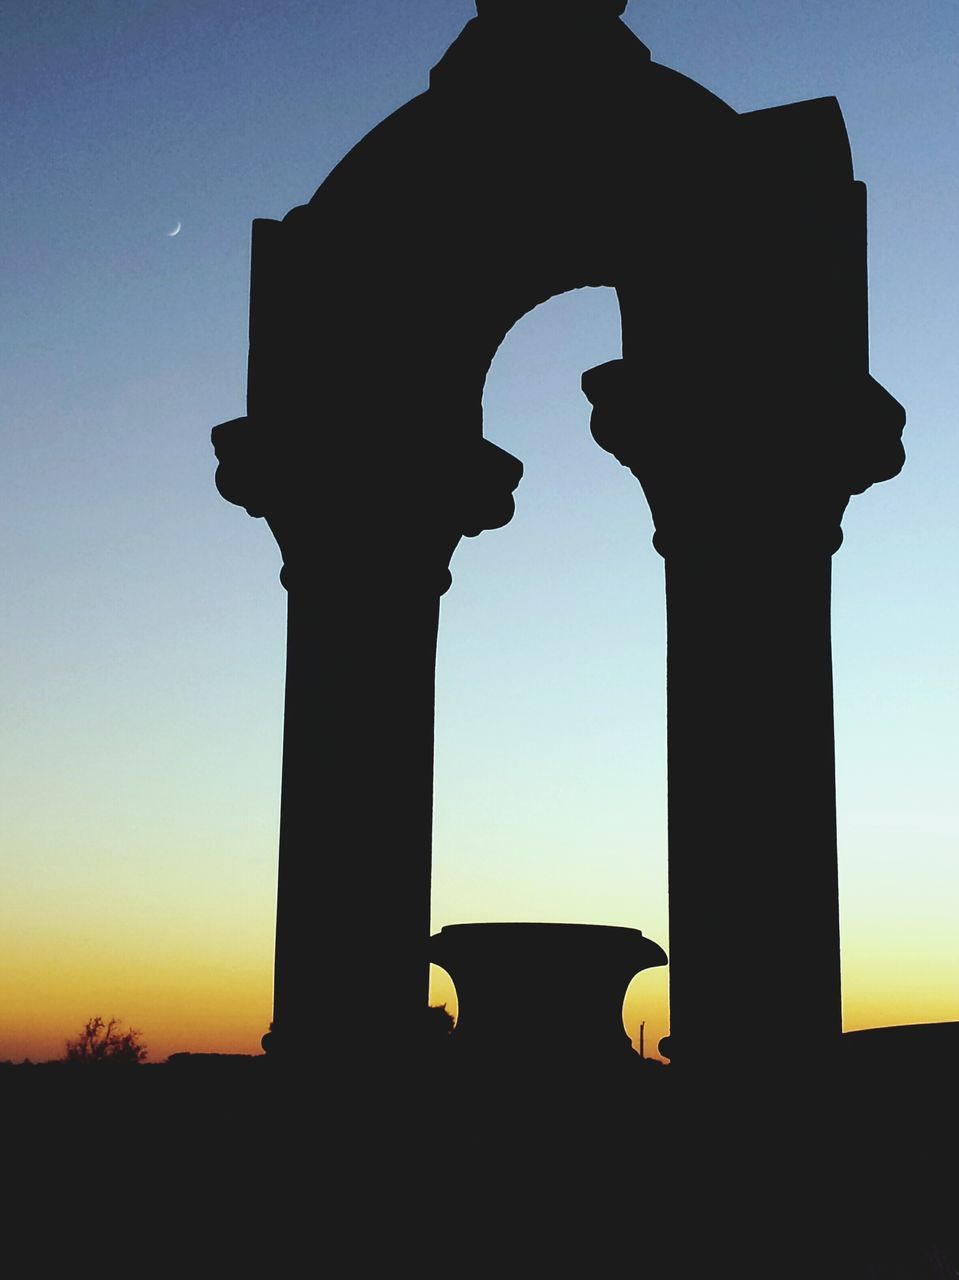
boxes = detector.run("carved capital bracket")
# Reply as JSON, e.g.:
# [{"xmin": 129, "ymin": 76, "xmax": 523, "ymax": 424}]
[
  {"xmin": 211, "ymin": 416, "xmax": 523, "ymax": 594},
  {"xmin": 581, "ymin": 359, "xmax": 905, "ymax": 559}
]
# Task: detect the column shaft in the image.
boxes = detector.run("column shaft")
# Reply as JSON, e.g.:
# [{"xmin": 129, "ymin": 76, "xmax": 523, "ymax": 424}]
[
  {"xmin": 271, "ymin": 572, "xmax": 441, "ymax": 1066},
  {"xmin": 664, "ymin": 549, "xmax": 842, "ymax": 1074}
]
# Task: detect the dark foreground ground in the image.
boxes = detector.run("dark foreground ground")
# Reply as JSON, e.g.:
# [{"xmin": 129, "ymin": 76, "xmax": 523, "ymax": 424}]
[{"xmin": 5, "ymin": 1027, "xmax": 957, "ymax": 1278}]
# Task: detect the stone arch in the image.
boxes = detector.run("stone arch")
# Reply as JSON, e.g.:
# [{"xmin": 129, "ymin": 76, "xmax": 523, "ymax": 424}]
[{"xmin": 213, "ymin": 2, "xmax": 905, "ymax": 1074}]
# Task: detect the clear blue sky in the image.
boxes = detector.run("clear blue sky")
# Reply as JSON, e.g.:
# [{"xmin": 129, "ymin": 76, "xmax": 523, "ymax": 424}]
[{"xmin": 2, "ymin": 0, "xmax": 957, "ymax": 1060}]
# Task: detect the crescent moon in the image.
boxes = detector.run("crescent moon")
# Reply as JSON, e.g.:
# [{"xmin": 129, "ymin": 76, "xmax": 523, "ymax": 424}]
[{"xmin": 167, "ymin": 221, "xmax": 182, "ymax": 237}]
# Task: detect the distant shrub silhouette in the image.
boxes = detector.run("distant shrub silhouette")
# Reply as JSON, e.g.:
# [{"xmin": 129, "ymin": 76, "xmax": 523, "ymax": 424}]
[{"xmin": 64, "ymin": 1016, "xmax": 147, "ymax": 1066}]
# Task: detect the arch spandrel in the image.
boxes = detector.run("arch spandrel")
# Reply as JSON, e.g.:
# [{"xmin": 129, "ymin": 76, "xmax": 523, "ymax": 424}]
[{"xmin": 266, "ymin": 11, "xmax": 740, "ymax": 451}]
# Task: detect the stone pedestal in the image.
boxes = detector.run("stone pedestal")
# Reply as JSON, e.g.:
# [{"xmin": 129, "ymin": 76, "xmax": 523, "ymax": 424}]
[{"xmin": 431, "ymin": 922, "xmax": 666, "ymax": 1073}]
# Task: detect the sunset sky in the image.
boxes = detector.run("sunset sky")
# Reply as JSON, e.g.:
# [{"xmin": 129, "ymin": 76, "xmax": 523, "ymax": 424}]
[{"xmin": 2, "ymin": 0, "xmax": 957, "ymax": 1063}]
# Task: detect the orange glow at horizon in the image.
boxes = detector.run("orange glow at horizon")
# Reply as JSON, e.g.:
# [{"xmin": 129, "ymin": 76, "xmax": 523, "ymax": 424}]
[
  {"xmin": 3, "ymin": 948, "xmax": 957, "ymax": 1065},
  {"xmin": 0, "ymin": 924, "xmax": 273, "ymax": 1064}
]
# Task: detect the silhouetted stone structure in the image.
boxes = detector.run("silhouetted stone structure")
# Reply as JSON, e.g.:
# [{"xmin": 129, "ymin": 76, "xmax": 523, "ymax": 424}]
[
  {"xmin": 431, "ymin": 923, "xmax": 665, "ymax": 1074},
  {"xmin": 213, "ymin": 1, "xmax": 904, "ymax": 1077}
]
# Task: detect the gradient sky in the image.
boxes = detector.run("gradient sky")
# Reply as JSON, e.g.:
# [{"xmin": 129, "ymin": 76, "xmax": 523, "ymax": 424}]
[{"xmin": 2, "ymin": 0, "xmax": 957, "ymax": 1063}]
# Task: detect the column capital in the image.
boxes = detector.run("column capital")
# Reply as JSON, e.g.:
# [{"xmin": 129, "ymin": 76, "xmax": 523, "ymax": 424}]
[
  {"xmin": 581, "ymin": 359, "xmax": 905, "ymax": 558},
  {"xmin": 211, "ymin": 417, "xmax": 523, "ymax": 593}
]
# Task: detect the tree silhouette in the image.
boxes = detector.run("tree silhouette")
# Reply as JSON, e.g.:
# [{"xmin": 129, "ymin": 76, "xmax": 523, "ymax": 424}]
[{"xmin": 64, "ymin": 1016, "xmax": 147, "ymax": 1065}]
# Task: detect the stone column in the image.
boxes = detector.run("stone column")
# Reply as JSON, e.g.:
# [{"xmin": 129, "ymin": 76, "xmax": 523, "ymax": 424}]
[
  {"xmin": 581, "ymin": 96, "xmax": 905, "ymax": 1086},
  {"xmin": 213, "ymin": 402, "xmax": 522, "ymax": 1071},
  {"xmin": 583, "ymin": 366, "xmax": 903, "ymax": 1083}
]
